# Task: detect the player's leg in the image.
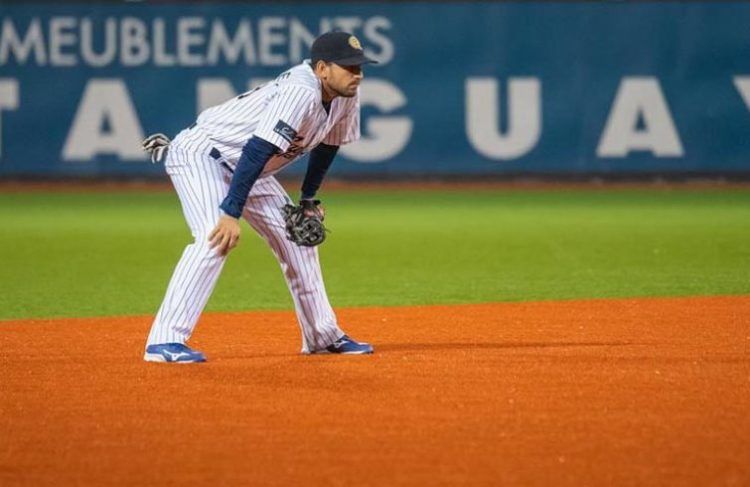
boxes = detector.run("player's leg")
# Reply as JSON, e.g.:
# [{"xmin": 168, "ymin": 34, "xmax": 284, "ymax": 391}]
[
  {"xmin": 241, "ymin": 177, "xmax": 348, "ymax": 353},
  {"xmin": 145, "ymin": 140, "xmax": 229, "ymax": 360}
]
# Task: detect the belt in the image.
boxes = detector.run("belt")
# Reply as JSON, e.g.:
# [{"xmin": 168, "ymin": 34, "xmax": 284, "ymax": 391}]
[{"xmin": 209, "ymin": 147, "xmax": 234, "ymax": 174}]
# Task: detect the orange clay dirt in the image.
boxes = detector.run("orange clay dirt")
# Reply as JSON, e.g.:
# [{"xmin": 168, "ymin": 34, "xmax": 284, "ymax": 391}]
[{"xmin": 1, "ymin": 296, "xmax": 748, "ymax": 486}]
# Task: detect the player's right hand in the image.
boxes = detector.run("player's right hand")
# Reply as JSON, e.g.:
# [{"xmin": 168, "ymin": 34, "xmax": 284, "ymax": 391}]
[
  {"xmin": 300, "ymin": 199, "xmax": 325, "ymax": 220},
  {"xmin": 142, "ymin": 133, "xmax": 171, "ymax": 164},
  {"xmin": 208, "ymin": 215, "xmax": 241, "ymax": 256}
]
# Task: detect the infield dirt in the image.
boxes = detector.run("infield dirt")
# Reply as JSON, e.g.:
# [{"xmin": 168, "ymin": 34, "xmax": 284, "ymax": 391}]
[{"xmin": 1, "ymin": 296, "xmax": 748, "ymax": 486}]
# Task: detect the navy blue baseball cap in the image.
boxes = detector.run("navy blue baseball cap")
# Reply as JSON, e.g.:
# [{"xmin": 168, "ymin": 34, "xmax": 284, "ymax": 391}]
[{"xmin": 311, "ymin": 31, "xmax": 377, "ymax": 66}]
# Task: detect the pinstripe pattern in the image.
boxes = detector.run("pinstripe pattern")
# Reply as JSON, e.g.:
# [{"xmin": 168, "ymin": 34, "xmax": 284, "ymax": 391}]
[
  {"xmin": 147, "ymin": 135, "xmax": 229, "ymax": 346},
  {"xmin": 145, "ymin": 61, "xmax": 359, "ymax": 353},
  {"xmin": 197, "ymin": 61, "xmax": 359, "ymax": 177},
  {"xmin": 323, "ymin": 94, "xmax": 360, "ymax": 146},
  {"xmin": 244, "ymin": 177, "xmax": 341, "ymax": 352}
]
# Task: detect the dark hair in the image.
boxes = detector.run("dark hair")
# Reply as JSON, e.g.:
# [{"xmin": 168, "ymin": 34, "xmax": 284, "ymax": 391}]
[{"xmin": 311, "ymin": 59, "xmax": 331, "ymax": 71}]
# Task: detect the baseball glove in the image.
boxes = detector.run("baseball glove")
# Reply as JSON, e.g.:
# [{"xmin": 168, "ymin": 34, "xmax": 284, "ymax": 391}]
[
  {"xmin": 281, "ymin": 200, "xmax": 328, "ymax": 247},
  {"xmin": 142, "ymin": 133, "xmax": 170, "ymax": 164}
]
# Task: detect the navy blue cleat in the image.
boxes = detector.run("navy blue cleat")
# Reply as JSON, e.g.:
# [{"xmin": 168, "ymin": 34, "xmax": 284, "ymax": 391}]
[
  {"xmin": 314, "ymin": 335, "xmax": 374, "ymax": 355},
  {"xmin": 144, "ymin": 343, "xmax": 206, "ymax": 363}
]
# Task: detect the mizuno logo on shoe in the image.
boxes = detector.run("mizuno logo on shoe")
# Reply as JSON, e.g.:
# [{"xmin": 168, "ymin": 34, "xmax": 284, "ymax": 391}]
[{"xmin": 164, "ymin": 351, "xmax": 191, "ymax": 361}]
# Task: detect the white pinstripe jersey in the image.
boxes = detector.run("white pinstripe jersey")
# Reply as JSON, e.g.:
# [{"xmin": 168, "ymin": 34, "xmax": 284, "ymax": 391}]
[{"xmin": 190, "ymin": 61, "xmax": 360, "ymax": 177}]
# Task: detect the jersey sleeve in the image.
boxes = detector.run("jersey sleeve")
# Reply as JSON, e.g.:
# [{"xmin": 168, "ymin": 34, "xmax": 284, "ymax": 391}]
[
  {"xmin": 254, "ymin": 85, "xmax": 316, "ymax": 152},
  {"xmin": 322, "ymin": 94, "xmax": 361, "ymax": 146}
]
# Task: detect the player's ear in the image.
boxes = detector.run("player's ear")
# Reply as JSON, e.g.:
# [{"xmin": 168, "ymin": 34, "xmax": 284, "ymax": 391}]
[{"xmin": 314, "ymin": 60, "xmax": 331, "ymax": 77}]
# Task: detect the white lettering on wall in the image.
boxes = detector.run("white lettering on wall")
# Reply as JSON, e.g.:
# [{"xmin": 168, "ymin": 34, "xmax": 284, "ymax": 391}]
[
  {"xmin": 196, "ymin": 78, "xmax": 271, "ymax": 112},
  {"xmin": 362, "ymin": 16, "xmax": 393, "ymax": 65},
  {"xmin": 80, "ymin": 18, "xmax": 117, "ymax": 67},
  {"xmin": 597, "ymin": 77, "xmax": 683, "ymax": 157},
  {"xmin": 733, "ymin": 76, "xmax": 750, "ymax": 110},
  {"xmin": 258, "ymin": 17, "xmax": 286, "ymax": 66},
  {"xmin": 288, "ymin": 18, "xmax": 316, "ymax": 63},
  {"xmin": 340, "ymin": 79, "xmax": 411, "ymax": 162},
  {"xmin": 49, "ymin": 17, "xmax": 77, "ymax": 67},
  {"xmin": 120, "ymin": 17, "xmax": 150, "ymax": 66},
  {"xmin": 0, "ymin": 18, "xmax": 46, "ymax": 65},
  {"xmin": 0, "ymin": 16, "xmax": 395, "ymax": 67},
  {"xmin": 177, "ymin": 17, "xmax": 205, "ymax": 67},
  {"xmin": 153, "ymin": 18, "xmax": 176, "ymax": 66},
  {"xmin": 466, "ymin": 77, "xmax": 541, "ymax": 160},
  {"xmin": 0, "ymin": 79, "xmax": 20, "ymax": 158},
  {"xmin": 206, "ymin": 19, "xmax": 257, "ymax": 65},
  {"xmin": 63, "ymin": 79, "xmax": 144, "ymax": 160},
  {"xmin": 197, "ymin": 79, "xmax": 238, "ymax": 112}
]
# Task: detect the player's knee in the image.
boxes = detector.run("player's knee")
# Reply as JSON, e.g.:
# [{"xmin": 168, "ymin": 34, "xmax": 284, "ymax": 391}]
[
  {"xmin": 187, "ymin": 236, "xmax": 226, "ymax": 261},
  {"xmin": 279, "ymin": 261, "xmax": 299, "ymax": 280}
]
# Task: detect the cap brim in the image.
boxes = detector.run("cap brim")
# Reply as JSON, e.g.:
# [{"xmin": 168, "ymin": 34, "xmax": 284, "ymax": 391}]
[{"xmin": 333, "ymin": 54, "xmax": 378, "ymax": 66}]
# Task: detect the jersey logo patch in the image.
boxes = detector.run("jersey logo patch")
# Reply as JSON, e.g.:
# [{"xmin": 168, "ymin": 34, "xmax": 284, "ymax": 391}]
[{"xmin": 274, "ymin": 121, "xmax": 298, "ymax": 143}]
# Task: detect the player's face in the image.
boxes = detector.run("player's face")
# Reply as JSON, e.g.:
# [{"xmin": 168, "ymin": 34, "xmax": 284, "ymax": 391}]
[{"xmin": 320, "ymin": 62, "xmax": 363, "ymax": 99}]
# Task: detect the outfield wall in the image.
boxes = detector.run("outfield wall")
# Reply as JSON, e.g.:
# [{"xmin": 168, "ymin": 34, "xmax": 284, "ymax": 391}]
[{"xmin": 1, "ymin": 2, "xmax": 749, "ymax": 178}]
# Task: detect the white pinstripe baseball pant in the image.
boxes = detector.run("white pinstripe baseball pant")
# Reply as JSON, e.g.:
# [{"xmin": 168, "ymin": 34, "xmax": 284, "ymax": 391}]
[{"xmin": 145, "ymin": 130, "xmax": 344, "ymax": 353}]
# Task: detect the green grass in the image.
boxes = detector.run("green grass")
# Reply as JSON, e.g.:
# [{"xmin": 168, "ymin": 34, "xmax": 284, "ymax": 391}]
[{"xmin": 1, "ymin": 188, "xmax": 749, "ymax": 320}]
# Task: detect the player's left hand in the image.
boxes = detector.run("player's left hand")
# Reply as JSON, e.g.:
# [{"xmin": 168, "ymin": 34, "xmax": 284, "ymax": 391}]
[
  {"xmin": 208, "ymin": 215, "xmax": 241, "ymax": 256},
  {"xmin": 281, "ymin": 200, "xmax": 328, "ymax": 247}
]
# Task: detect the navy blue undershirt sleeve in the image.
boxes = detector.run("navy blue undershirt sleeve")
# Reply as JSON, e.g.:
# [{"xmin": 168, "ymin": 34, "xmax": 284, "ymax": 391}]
[
  {"xmin": 301, "ymin": 143, "xmax": 339, "ymax": 200},
  {"xmin": 219, "ymin": 136, "xmax": 280, "ymax": 218}
]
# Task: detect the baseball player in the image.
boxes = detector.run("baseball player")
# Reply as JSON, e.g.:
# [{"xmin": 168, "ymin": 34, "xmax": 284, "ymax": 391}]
[{"xmin": 142, "ymin": 31, "xmax": 375, "ymax": 363}]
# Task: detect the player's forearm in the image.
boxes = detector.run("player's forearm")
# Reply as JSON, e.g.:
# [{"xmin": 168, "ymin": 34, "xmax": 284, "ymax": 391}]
[
  {"xmin": 220, "ymin": 136, "xmax": 279, "ymax": 218},
  {"xmin": 301, "ymin": 143, "xmax": 339, "ymax": 200}
]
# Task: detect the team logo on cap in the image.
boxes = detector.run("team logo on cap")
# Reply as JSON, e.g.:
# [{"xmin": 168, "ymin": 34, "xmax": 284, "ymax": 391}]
[{"xmin": 348, "ymin": 36, "xmax": 362, "ymax": 50}]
